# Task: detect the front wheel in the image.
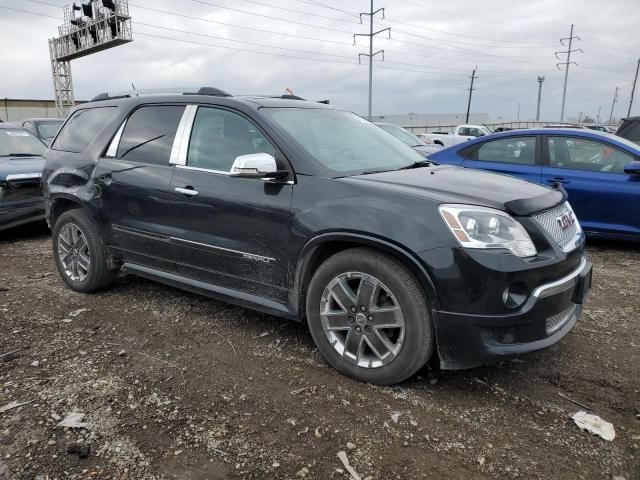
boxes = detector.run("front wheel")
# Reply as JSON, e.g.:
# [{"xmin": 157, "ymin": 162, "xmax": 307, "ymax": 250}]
[
  {"xmin": 306, "ymin": 248, "xmax": 434, "ymax": 385},
  {"xmin": 52, "ymin": 209, "xmax": 118, "ymax": 293}
]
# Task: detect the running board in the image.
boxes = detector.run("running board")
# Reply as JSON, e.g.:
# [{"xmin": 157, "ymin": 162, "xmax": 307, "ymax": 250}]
[{"xmin": 122, "ymin": 263, "xmax": 297, "ymax": 320}]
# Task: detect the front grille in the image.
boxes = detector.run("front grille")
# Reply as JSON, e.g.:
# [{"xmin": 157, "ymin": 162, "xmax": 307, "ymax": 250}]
[
  {"xmin": 546, "ymin": 304, "xmax": 577, "ymax": 335},
  {"xmin": 533, "ymin": 202, "xmax": 580, "ymax": 251}
]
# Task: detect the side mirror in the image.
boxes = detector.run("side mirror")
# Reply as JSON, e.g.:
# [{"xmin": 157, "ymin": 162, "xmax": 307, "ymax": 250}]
[
  {"xmin": 230, "ymin": 153, "xmax": 279, "ymax": 179},
  {"xmin": 624, "ymin": 160, "xmax": 640, "ymax": 175}
]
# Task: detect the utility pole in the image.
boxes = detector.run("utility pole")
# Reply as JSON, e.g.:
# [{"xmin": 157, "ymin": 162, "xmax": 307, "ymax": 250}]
[
  {"xmin": 536, "ymin": 76, "xmax": 545, "ymax": 121},
  {"xmin": 609, "ymin": 86, "xmax": 619, "ymax": 123},
  {"xmin": 597, "ymin": 105, "xmax": 602, "ymax": 124},
  {"xmin": 628, "ymin": 58, "xmax": 640, "ymax": 117},
  {"xmin": 517, "ymin": 102, "xmax": 521, "ymax": 121},
  {"xmin": 465, "ymin": 66, "xmax": 477, "ymax": 123},
  {"xmin": 556, "ymin": 24, "xmax": 582, "ymax": 123},
  {"xmin": 354, "ymin": 1, "xmax": 390, "ymax": 120}
]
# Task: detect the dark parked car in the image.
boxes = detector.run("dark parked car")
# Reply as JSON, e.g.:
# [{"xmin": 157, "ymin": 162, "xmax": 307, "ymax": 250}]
[
  {"xmin": 374, "ymin": 122, "xmax": 443, "ymax": 156},
  {"xmin": 428, "ymin": 129, "xmax": 640, "ymax": 241},
  {"xmin": 42, "ymin": 88, "xmax": 591, "ymax": 385},
  {"xmin": 20, "ymin": 118, "xmax": 64, "ymax": 145},
  {"xmin": 617, "ymin": 116, "xmax": 640, "ymax": 146},
  {"xmin": 0, "ymin": 123, "xmax": 47, "ymax": 232}
]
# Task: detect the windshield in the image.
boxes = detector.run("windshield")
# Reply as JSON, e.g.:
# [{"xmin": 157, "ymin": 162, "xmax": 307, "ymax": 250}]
[
  {"xmin": 0, "ymin": 129, "xmax": 46, "ymax": 157},
  {"xmin": 264, "ymin": 109, "xmax": 426, "ymax": 175},
  {"xmin": 377, "ymin": 123, "xmax": 424, "ymax": 147},
  {"xmin": 37, "ymin": 120, "xmax": 63, "ymax": 139}
]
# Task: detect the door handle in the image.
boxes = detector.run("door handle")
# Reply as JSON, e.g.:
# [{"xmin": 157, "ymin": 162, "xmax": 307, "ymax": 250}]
[
  {"xmin": 175, "ymin": 186, "xmax": 199, "ymax": 196},
  {"xmin": 546, "ymin": 177, "xmax": 570, "ymax": 184}
]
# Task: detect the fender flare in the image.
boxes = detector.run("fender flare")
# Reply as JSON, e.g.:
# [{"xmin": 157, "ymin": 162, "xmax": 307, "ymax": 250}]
[{"xmin": 293, "ymin": 232, "xmax": 441, "ymax": 317}]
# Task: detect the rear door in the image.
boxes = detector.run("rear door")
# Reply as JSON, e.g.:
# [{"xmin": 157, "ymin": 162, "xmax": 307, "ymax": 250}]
[
  {"xmin": 166, "ymin": 105, "xmax": 294, "ymax": 303},
  {"xmin": 541, "ymin": 135, "xmax": 640, "ymax": 238},
  {"xmin": 461, "ymin": 135, "xmax": 542, "ymax": 184},
  {"xmin": 95, "ymin": 104, "xmax": 186, "ymax": 271}
]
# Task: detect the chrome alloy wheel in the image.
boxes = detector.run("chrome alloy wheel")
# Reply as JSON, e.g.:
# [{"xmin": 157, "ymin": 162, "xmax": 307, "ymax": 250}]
[
  {"xmin": 57, "ymin": 223, "xmax": 91, "ymax": 282},
  {"xmin": 320, "ymin": 272, "xmax": 406, "ymax": 368}
]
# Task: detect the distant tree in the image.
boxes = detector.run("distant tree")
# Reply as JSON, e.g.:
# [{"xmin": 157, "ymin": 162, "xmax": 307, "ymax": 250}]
[{"xmin": 583, "ymin": 115, "xmax": 595, "ymax": 124}]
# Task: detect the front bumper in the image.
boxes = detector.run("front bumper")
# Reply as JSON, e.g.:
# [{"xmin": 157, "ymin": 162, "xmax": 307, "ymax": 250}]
[
  {"xmin": 0, "ymin": 199, "xmax": 46, "ymax": 233},
  {"xmin": 432, "ymin": 256, "xmax": 592, "ymax": 369}
]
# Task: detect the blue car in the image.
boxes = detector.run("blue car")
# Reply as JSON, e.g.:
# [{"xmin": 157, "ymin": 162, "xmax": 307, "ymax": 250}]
[
  {"xmin": 429, "ymin": 129, "xmax": 640, "ymax": 241},
  {"xmin": 0, "ymin": 123, "xmax": 47, "ymax": 232}
]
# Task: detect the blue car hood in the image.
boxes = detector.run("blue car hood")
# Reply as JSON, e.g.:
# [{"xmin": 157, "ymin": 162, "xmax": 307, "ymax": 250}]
[{"xmin": 0, "ymin": 156, "xmax": 45, "ymax": 182}]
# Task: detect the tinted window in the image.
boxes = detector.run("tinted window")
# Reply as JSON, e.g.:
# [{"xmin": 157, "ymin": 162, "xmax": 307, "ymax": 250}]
[
  {"xmin": 476, "ymin": 137, "xmax": 536, "ymax": 165},
  {"xmin": 117, "ymin": 105, "xmax": 185, "ymax": 164},
  {"xmin": 547, "ymin": 137, "xmax": 633, "ymax": 174},
  {"xmin": 0, "ymin": 129, "xmax": 46, "ymax": 157},
  {"xmin": 52, "ymin": 107, "xmax": 117, "ymax": 153},
  {"xmin": 37, "ymin": 121, "xmax": 64, "ymax": 140},
  {"xmin": 263, "ymin": 108, "xmax": 424, "ymax": 174},
  {"xmin": 187, "ymin": 107, "xmax": 275, "ymax": 172}
]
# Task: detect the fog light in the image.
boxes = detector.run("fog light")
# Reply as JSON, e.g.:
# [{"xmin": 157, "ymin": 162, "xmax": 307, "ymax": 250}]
[{"xmin": 502, "ymin": 283, "xmax": 528, "ymax": 309}]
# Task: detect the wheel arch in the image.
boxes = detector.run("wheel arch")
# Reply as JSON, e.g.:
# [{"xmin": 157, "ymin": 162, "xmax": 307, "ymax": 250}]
[
  {"xmin": 294, "ymin": 233, "xmax": 440, "ymax": 320},
  {"xmin": 49, "ymin": 195, "xmax": 90, "ymax": 227}
]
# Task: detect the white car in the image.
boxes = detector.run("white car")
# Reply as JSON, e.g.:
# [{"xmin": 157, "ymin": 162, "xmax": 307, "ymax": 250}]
[{"xmin": 418, "ymin": 124, "xmax": 491, "ymax": 147}]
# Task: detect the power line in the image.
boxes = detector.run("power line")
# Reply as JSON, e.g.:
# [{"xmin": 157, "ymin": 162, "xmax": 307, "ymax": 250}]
[
  {"xmin": 354, "ymin": 1, "xmax": 389, "ymax": 119},
  {"xmin": 466, "ymin": 67, "xmax": 477, "ymax": 123},
  {"xmin": 628, "ymin": 58, "xmax": 640, "ymax": 117},
  {"xmin": 609, "ymin": 86, "xmax": 619, "ymax": 123},
  {"xmin": 556, "ymin": 24, "xmax": 582, "ymax": 122},
  {"xmin": 536, "ymin": 76, "xmax": 545, "ymax": 121}
]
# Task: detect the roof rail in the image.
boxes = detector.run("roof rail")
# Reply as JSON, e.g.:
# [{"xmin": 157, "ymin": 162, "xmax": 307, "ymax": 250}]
[{"xmin": 90, "ymin": 87, "xmax": 232, "ymax": 102}]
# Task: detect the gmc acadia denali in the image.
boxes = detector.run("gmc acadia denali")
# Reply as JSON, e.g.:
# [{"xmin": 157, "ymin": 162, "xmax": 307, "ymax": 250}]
[{"xmin": 42, "ymin": 88, "xmax": 592, "ymax": 385}]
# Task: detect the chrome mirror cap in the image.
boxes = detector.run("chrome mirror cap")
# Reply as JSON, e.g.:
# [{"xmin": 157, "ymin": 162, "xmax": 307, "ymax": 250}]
[{"xmin": 230, "ymin": 153, "xmax": 277, "ymax": 178}]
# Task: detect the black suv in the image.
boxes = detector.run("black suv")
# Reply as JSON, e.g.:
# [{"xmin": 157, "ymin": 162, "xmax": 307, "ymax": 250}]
[
  {"xmin": 617, "ymin": 116, "xmax": 640, "ymax": 146},
  {"xmin": 42, "ymin": 88, "xmax": 592, "ymax": 385}
]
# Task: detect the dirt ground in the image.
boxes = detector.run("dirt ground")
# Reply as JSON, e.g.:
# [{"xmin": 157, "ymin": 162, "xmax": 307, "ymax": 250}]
[{"xmin": 0, "ymin": 224, "xmax": 638, "ymax": 480}]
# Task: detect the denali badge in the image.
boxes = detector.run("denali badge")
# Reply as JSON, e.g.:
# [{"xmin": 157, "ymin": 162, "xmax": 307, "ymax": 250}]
[{"xmin": 556, "ymin": 210, "xmax": 575, "ymax": 230}]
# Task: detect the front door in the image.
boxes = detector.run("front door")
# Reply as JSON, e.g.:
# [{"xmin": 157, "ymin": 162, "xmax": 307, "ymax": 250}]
[
  {"xmin": 167, "ymin": 106, "xmax": 294, "ymax": 304},
  {"xmin": 462, "ymin": 135, "xmax": 542, "ymax": 184},
  {"xmin": 541, "ymin": 135, "xmax": 640, "ymax": 238},
  {"xmin": 95, "ymin": 104, "xmax": 186, "ymax": 271}
]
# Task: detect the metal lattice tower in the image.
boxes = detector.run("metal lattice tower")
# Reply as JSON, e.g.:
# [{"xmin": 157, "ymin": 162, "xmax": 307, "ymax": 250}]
[{"xmin": 49, "ymin": 0, "xmax": 133, "ymax": 117}]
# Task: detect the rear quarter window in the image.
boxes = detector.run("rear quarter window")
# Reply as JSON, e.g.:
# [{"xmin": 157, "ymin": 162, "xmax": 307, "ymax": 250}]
[{"xmin": 52, "ymin": 107, "xmax": 117, "ymax": 153}]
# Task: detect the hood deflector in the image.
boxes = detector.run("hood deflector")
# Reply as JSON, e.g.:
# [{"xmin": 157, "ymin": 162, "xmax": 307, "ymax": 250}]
[{"xmin": 504, "ymin": 185, "xmax": 567, "ymax": 216}]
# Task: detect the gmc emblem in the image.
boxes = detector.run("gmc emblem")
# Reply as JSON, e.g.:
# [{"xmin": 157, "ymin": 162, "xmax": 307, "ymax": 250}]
[{"xmin": 556, "ymin": 211, "xmax": 575, "ymax": 230}]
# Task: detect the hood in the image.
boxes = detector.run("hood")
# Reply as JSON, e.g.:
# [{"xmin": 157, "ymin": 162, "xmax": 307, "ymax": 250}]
[
  {"xmin": 0, "ymin": 156, "xmax": 45, "ymax": 182},
  {"xmin": 342, "ymin": 164, "xmax": 564, "ymax": 216}
]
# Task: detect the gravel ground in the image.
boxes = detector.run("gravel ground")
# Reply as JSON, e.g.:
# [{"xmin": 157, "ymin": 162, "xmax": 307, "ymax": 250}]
[{"xmin": 0, "ymin": 224, "xmax": 638, "ymax": 480}]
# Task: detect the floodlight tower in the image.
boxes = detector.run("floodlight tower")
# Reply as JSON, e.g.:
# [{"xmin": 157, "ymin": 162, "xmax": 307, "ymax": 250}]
[{"xmin": 49, "ymin": 0, "xmax": 133, "ymax": 117}]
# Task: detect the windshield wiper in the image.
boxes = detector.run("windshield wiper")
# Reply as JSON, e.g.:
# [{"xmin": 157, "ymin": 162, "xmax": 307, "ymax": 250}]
[
  {"xmin": 359, "ymin": 169, "xmax": 394, "ymax": 175},
  {"xmin": 395, "ymin": 160, "xmax": 433, "ymax": 171},
  {"xmin": 1, "ymin": 153, "xmax": 40, "ymax": 157}
]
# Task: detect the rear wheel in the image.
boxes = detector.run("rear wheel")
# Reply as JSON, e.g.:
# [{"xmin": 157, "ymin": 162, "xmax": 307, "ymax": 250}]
[
  {"xmin": 52, "ymin": 209, "xmax": 118, "ymax": 292},
  {"xmin": 306, "ymin": 248, "xmax": 433, "ymax": 385}
]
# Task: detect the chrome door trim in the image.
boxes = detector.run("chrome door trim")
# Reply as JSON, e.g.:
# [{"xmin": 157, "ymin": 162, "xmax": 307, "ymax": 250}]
[
  {"xmin": 170, "ymin": 236, "xmax": 276, "ymax": 263},
  {"xmin": 170, "ymin": 104, "xmax": 198, "ymax": 166},
  {"xmin": 105, "ymin": 119, "xmax": 127, "ymax": 158}
]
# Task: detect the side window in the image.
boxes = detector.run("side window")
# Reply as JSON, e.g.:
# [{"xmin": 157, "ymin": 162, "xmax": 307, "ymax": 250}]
[
  {"xmin": 52, "ymin": 107, "xmax": 117, "ymax": 153},
  {"xmin": 458, "ymin": 127, "xmax": 470, "ymax": 136},
  {"xmin": 187, "ymin": 107, "xmax": 276, "ymax": 172},
  {"xmin": 476, "ymin": 137, "xmax": 537, "ymax": 165},
  {"xmin": 116, "ymin": 105, "xmax": 185, "ymax": 164},
  {"xmin": 468, "ymin": 127, "xmax": 484, "ymax": 137},
  {"xmin": 547, "ymin": 137, "xmax": 633, "ymax": 173}
]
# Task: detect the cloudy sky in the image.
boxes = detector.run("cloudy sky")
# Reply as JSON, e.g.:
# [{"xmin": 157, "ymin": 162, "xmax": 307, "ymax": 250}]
[{"xmin": 1, "ymin": 0, "xmax": 639, "ymax": 122}]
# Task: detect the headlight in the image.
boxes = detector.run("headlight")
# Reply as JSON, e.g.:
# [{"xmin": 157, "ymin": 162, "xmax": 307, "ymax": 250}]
[{"xmin": 439, "ymin": 204, "xmax": 537, "ymax": 258}]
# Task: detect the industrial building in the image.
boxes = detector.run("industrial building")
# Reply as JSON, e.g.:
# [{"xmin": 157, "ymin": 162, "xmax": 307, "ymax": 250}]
[{"xmin": 0, "ymin": 98, "xmax": 84, "ymax": 122}]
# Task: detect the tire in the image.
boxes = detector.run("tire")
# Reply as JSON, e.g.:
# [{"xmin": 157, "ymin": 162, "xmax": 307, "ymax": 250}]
[
  {"xmin": 52, "ymin": 209, "xmax": 118, "ymax": 293},
  {"xmin": 306, "ymin": 247, "xmax": 433, "ymax": 385}
]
